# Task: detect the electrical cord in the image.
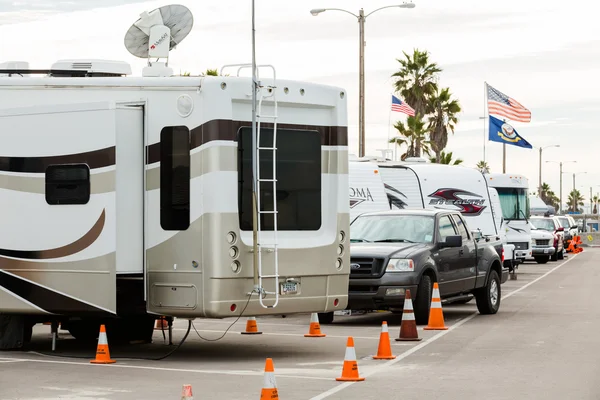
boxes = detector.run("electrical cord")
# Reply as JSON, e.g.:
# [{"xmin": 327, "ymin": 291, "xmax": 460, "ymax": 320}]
[
  {"xmin": 24, "ymin": 289, "xmax": 260, "ymax": 360},
  {"xmin": 192, "ymin": 289, "xmax": 258, "ymax": 341}
]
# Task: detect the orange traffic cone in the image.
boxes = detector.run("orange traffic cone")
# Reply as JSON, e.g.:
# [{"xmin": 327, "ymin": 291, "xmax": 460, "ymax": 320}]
[
  {"xmin": 181, "ymin": 384, "xmax": 193, "ymax": 399},
  {"xmin": 373, "ymin": 321, "xmax": 396, "ymax": 360},
  {"xmin": 304, "ymin": 313, "xmax": 326, "ymax": 337},
  {"xmin": 260, "ymin": 358, "xmax": 279, "ymax": 400},
  {"xmin": 90, "ymin": 324, "xmax": 116, "ymax": 364},
  {"xmin": 424, "ymin": 282, "xmax": 448, "ymax": 331},
  {"xmin": 155, "ymin": 316, "xmax": 168, "ymax": 330},
  {"xmin": 396, "ymin": 289, "xmax": 422, "ymax": 342},
  {"xmin": 241, "ymin": 317, "xmax": 262, "ymax": 335},
  {"xmin": 336, "ymin": 337, "xmax": 365, "ymax": 381}
]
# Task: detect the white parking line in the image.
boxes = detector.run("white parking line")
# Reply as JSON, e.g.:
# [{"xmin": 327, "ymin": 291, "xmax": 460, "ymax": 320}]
[
  {"xmin": 0, "ymin": 357, "xmax": 333, "ymax": 381},
  {"xmin": 309, "ymin": 254, "xmax": 581, "ymax": 400}
]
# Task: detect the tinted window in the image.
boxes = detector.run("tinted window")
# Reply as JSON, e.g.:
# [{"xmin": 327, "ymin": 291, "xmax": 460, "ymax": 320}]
[
  {"xmin": 438, "ymin": 215, "xmax": 457, "ymax": 241},
  {"xmin": 238, "ymin": 127, "xmax": 321, "ymax": 231},
  {"xmin": 45, "ymin": 164, "xmax": 90, "ymax": 205},
  {"xmin": 350, "ymin": 215, "xmax": 435, "ymax": 243},
  {"xmin": 451, "ymin": 214, "xmax": 470, "ymax": 240},
  {"xmin": 160, "ymin": 126, "xmax": 190, "ymax": 231}
]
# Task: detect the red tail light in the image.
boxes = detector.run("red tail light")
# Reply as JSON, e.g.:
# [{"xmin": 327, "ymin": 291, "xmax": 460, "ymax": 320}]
[{"xmin": 501, "ymin": 248, "xmax": 505, "ymax": 262}]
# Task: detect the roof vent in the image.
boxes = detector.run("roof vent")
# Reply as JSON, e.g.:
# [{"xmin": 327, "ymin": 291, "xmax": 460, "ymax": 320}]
[{"xmin": 50, "ymin": 59, "xmax": 132, "ymax": 77}]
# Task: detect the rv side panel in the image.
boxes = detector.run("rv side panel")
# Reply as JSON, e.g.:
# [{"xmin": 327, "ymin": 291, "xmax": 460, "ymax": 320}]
[
  {"xmin": 376, "ymin": 166, "xmax": 424, "ymax": 209},
  {"xmin": 348, "ymin": 161, "xmax": 389, "ymax": 221},
  {"xmin": 0, "ymin": 102, "xmax": 118, "ymax": 315}
]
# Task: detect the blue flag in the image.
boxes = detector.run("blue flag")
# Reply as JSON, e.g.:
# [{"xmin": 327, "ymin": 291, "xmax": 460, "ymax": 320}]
[{"xmin": 488, "ymin": 114, "xmax": 532, "ymax": 149}]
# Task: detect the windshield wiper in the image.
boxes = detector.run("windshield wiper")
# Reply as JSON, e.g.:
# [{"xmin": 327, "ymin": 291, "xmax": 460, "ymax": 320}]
[
  {"xmin": 373, "ymin": 239, "xmax": 416, "ymax": 243},
  {"xmin": 350, "ymin": 238, "xmax": 372, "ymax": 242}
]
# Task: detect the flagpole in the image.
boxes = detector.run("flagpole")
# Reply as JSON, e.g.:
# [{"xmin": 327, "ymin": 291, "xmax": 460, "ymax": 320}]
[
  {"xmin": 387, "ymin": 93, "xmax": 392, "ymax": 152},
  {"xmin": 502, "ymin": 117, "xmax": 507, "ymax": 173},
  {"xmin": 483, "ymin": 81, "xmax": 487, "ymax": 163}
]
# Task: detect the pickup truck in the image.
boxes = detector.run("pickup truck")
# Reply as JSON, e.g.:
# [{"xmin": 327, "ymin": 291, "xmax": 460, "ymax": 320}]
[{"xmin": 319, "ymin": 209, "xmax": 506, "ymax": 325}]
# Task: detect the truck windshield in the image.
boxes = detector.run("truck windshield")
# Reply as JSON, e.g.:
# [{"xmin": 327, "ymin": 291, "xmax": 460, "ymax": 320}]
[
  {"xmin": 557, "ymin": 217, "xmax": 570, "ymax": 229},
  {"xmin": 496, "ymin": 188, "xmax": 529, "ymax": 220},
  {"xmin": 350, "ymin": 215, "xmax": 435, "ymax": 244},
  {"xmin": 530, "ymin": 218, "xmax": 555, "ymax": 231}
]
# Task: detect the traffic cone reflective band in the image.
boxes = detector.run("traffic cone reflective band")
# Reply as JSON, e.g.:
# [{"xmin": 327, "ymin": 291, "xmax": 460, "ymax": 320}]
[
  {"xmin": 424, "ymin": 282, "xmax": 448, "ymax": 331},
  {"xmin": 181, "ymin": 384, "xmax": 193, "ymax": 400},
  {"xmin": 260, "ymin": 358, "xmax": 279, "ymax": 400},
  {"xmin": 396, "ymin": 289, "xmax": 422, "ymax": 341},
  {"xmin": 373, "ymin": 321, "xmax": 396, "ymax": 359},
  {"xmin": 304, "ymin": 313, "xmax": 326, "ymax": 337},
  {"xmin": 336, "ymin": 336, "xmax": 365, "ymax": 381},
  {"xmin": 241, "ymin": 316, "xmax": 262, "ymax": 335},
  {"xmin": 90, "ymin": 324, "xmax": 116, "ymax": 364}
]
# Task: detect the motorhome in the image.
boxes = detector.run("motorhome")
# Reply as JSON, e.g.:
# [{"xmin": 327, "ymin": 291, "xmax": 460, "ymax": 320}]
[
  {"xmin": 348, "ymin": 158, "xmax": 516, "ymax": 271},
  {"xmin": 485, "ymin": 173, "xmax": 532, "ymax": 264},
  {"xmin": 0, "ymin": 4, "xmax": 350, "ymax": 349}
]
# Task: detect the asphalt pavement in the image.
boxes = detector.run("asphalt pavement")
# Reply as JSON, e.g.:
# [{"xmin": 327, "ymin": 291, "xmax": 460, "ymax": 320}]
[{"xmin": 0, "ymin": 250, "xmax": 597, "ymax": 400}]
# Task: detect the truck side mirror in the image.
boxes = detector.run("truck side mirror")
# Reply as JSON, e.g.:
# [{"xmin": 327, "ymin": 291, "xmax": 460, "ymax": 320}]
[{"xmin": 439, "ymin": 235, "xmax": 462, "ymax": 248}]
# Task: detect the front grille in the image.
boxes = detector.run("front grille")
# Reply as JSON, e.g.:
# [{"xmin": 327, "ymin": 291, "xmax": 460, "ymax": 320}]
[
  {"xmin": 349, "ymin": 257, "xmax": 386, "ymax": 277},
  {"xmin": 535, "ymin": 239, "xmax": 551, "ymax": 246},
  {"xmin": 512, "ymin": 242, "xmax": 529, "ymax": 250}
]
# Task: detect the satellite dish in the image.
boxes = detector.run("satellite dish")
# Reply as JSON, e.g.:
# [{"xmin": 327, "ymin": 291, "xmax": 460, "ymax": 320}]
[{"xmin": 124, "ymin": 4, "xmax": 193, "ymax": 76}]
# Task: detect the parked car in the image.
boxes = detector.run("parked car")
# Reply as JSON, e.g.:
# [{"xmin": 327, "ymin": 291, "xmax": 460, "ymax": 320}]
[
  {"xmin": 528, "ymin": 222, "xmax": 556, "ymax": 264},
  {"xmin": 556, "ymin": 215, "xmax": 575, "ymax": 245},
  {"xmin": 530, "ymin": 216, "xmax": 565, "ymax": 261},
  {"xmin": 318, "ymin": 209, "xmax": 506, "ymax": 325}
]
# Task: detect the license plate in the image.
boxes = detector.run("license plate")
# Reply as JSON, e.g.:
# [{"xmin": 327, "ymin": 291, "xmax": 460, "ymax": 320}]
[
  {"xmin": 280, "ymin": 281, "xmax": 299, "ymax": 295},
  {"xmin": 545, "ymin": 248, "xmax": 552, "ymax": 253}
]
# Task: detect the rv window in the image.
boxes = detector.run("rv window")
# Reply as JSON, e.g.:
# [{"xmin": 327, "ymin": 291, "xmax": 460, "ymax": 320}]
[
  {"xmin": 160, "ymin": 126, "xmax": 190, "ymax": 231},
  {"xmin": 45, "ymin": 164, "xmax": 90, "ymax": 205},
  {"xmin": 238, "ymin": 127, "xmax": 322, "ymax": 231},
  {"xmin": 450, "ymin": 214, "xmax": 470, "ymax": 240}
]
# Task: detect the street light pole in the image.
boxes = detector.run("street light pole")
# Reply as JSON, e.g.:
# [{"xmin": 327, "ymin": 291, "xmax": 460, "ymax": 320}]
[
  {"xmin": 358, "ymin": 8, "xmax": 365, "ymax": 157},
  {"xmin": 546, "ymin": 159, "xmax": 576, "ymax": 214},
  {"xmin": 538, "ymin": 144, "xmax": 559, "ymax": 197},
  {"xmin": 310, "ymin": 3, "xmax": 415, "ymax": 157}
]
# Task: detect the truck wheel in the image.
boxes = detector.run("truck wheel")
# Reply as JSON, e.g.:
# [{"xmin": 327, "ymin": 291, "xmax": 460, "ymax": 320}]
[
  {"xmin": 413, "ymin": 275, "xmax": 432, "ymax": 325},
  {"xmin": 551, "ymin": 249, "xmax": 558, "ymax": 261},
  {"xmin": 318, "ymin": 312, "xmax": 334, "ymax": 324},
  {"xmin": 475, "ymin": 269, "xmax": 501, "ymax": 315},
  {"xmin": 534, "ymin": 256, "xmax": 549, "ymax": 264}
]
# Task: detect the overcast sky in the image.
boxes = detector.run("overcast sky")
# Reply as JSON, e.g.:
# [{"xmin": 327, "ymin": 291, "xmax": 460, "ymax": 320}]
[{"xmin": 1, "ymin": 0, "xmax": 599, "ymax": 204}]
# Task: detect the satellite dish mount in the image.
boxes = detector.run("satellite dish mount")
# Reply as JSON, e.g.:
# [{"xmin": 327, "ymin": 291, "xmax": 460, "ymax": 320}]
[{"xmin": 124, "ymin": 4, "xmax": 194, "ymax": 77}]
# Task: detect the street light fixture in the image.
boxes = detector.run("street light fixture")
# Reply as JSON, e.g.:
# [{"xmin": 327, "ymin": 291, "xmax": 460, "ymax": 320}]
[
  {"xmin": 310, "ymin": 2, "xmax": 416, "ymax": 157},
  {"xmin": 537, "ymin": 144, "xmax": 560, "ymax": 196},
  {"xmin": 546, "ymin": 160, "xmax": 576, "ymax": 214}
]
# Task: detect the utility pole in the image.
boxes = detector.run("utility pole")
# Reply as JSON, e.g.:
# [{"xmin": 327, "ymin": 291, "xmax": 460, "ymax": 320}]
[
  {"xmin": 559, "ymin": 162, "xmax": 563, "ymax": 214},
  {"xmin": 538, "ymin": 146, "xmax": 542, "ymax": 195},
  {"xmin": 502, "ymin": 143, "xmax": 506, "ymax": 173},
  {"xmin": 358, "ymin": 8, "xmax": 365, "ymax": 157}
]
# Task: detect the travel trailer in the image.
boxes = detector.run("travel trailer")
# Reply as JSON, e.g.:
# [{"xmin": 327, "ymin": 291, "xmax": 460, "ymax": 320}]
[
  {"xmin": 0, "ymin": 5, "xmax": 350, "ymax": 349},
  {"xmin": 348, "ymin": 158, "xmax": 516, "ymax": 270},
  {"xmin": 485, "ymin": 174, "xmax": 532, "ymax": 264}
]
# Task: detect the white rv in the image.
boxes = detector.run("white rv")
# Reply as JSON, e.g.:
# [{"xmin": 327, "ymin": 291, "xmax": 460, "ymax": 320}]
[
  {"xmin": 348, "ymin": 159, "xmax": 516, "ymax": 270},
  {"xmin": 0, "ymin": 5, "xmax": 350, "ymax": 348},
  {"xmin": 485, "ymin": 174, "xmax": 532, "ymax": 263}
]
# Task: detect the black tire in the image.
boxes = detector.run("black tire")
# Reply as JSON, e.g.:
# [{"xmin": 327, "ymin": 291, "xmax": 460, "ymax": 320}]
[
  {"xmin": 534, "ymin": 256, "xmax": 549, "ymax": 264},
  {"xmin": 66, "ymin": 320, "xmax": 101, "ymax": 342},
  {"xmin": 413, "ymin": 274, "xmax": 432, "ymax": 325},
  {"xmin": 551, "ymin": 248, "xmax": 559, "ymax": 261},
  {"xmin": 318, "ymin": 312, "xmax": 334, "ymax": 324},
  {"xmin": 475, "ymin": 269, "xmax": 501, "ymax": 315}
]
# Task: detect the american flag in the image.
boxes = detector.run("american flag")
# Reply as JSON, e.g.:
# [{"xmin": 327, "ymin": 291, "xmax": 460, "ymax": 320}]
[
  {"xmin": 391, "ymin": 95, "xmax": 415, "ymax": 116},
  {"xmin": 486, "ymin": 83, "xmax": 531, "ymax": 123}
]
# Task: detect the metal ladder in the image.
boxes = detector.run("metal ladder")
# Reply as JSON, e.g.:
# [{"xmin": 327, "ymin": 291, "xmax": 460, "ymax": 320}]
[{"xmin": 220, "ymin": 64, "xmax": 280, "ymax": 309}]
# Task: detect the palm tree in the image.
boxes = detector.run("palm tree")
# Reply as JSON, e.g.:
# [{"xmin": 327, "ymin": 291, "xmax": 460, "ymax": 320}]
[
  {"xmin": 593, "ymin": 195, "xmax": 599, "ymax": 214},
  {"xmin": 389, "ymin": 115, "xmax": 432, "ymax": 159},
  {"xmin": 427, "ymin": 87, "xmax": 461, "ymax": 163},
  {"xmin": 567, "ymin": 189, "xmax": 585, "ymax": 213},
  {"xmin": 476, "ymin": 160, "xmax": 490, "ymax": 174},
  {"xmin": 430, "ymin": 151, "xmax": 463, "ymax": 165},
  {"xmin": 391, "ymin": 49, "xmax": 441, "ymax": 156}
]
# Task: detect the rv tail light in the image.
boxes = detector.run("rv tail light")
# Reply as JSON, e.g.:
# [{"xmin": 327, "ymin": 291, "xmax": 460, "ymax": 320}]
[
  {"xmin": 229, "ymin": 246, "xmax": 239, "ymax": 259},
  {"xmin": 335, "ymin": 258, "xmax": 343, "ymax": 270},
  {"xmin": 334, "ymin": 298, "xmax": 339, "ymax": 307},
  {"xmin": 226, "ymin": 231, "xmax": 237, "ymax": 244},
  {"xmin": 339, "ymin": 230, "xmax": 346, "ymax": 243},
  {"xmin": 337, "ymin": 245, "xmax": 344, "ymax": 256},
  {"xmin": 230, "ymin": 304, "xmax": 237, "ymax": 312},
  {"xmin": 231, "ymin": 261, "xmax": 241, "ymax": 274}
]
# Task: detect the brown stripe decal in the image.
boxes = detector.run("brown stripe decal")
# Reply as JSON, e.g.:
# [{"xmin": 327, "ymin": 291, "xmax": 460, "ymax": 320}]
[
  {"xmin": 2, "ymin": 120, "xmax": 348, "ymax": 171},
  {"xmin": 0, "ymin": 147, "xmax": 115, "ymax": 173},
  {"xmin": 0, "ymin": 209, "xmax": 105, "ymax": 260}
]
